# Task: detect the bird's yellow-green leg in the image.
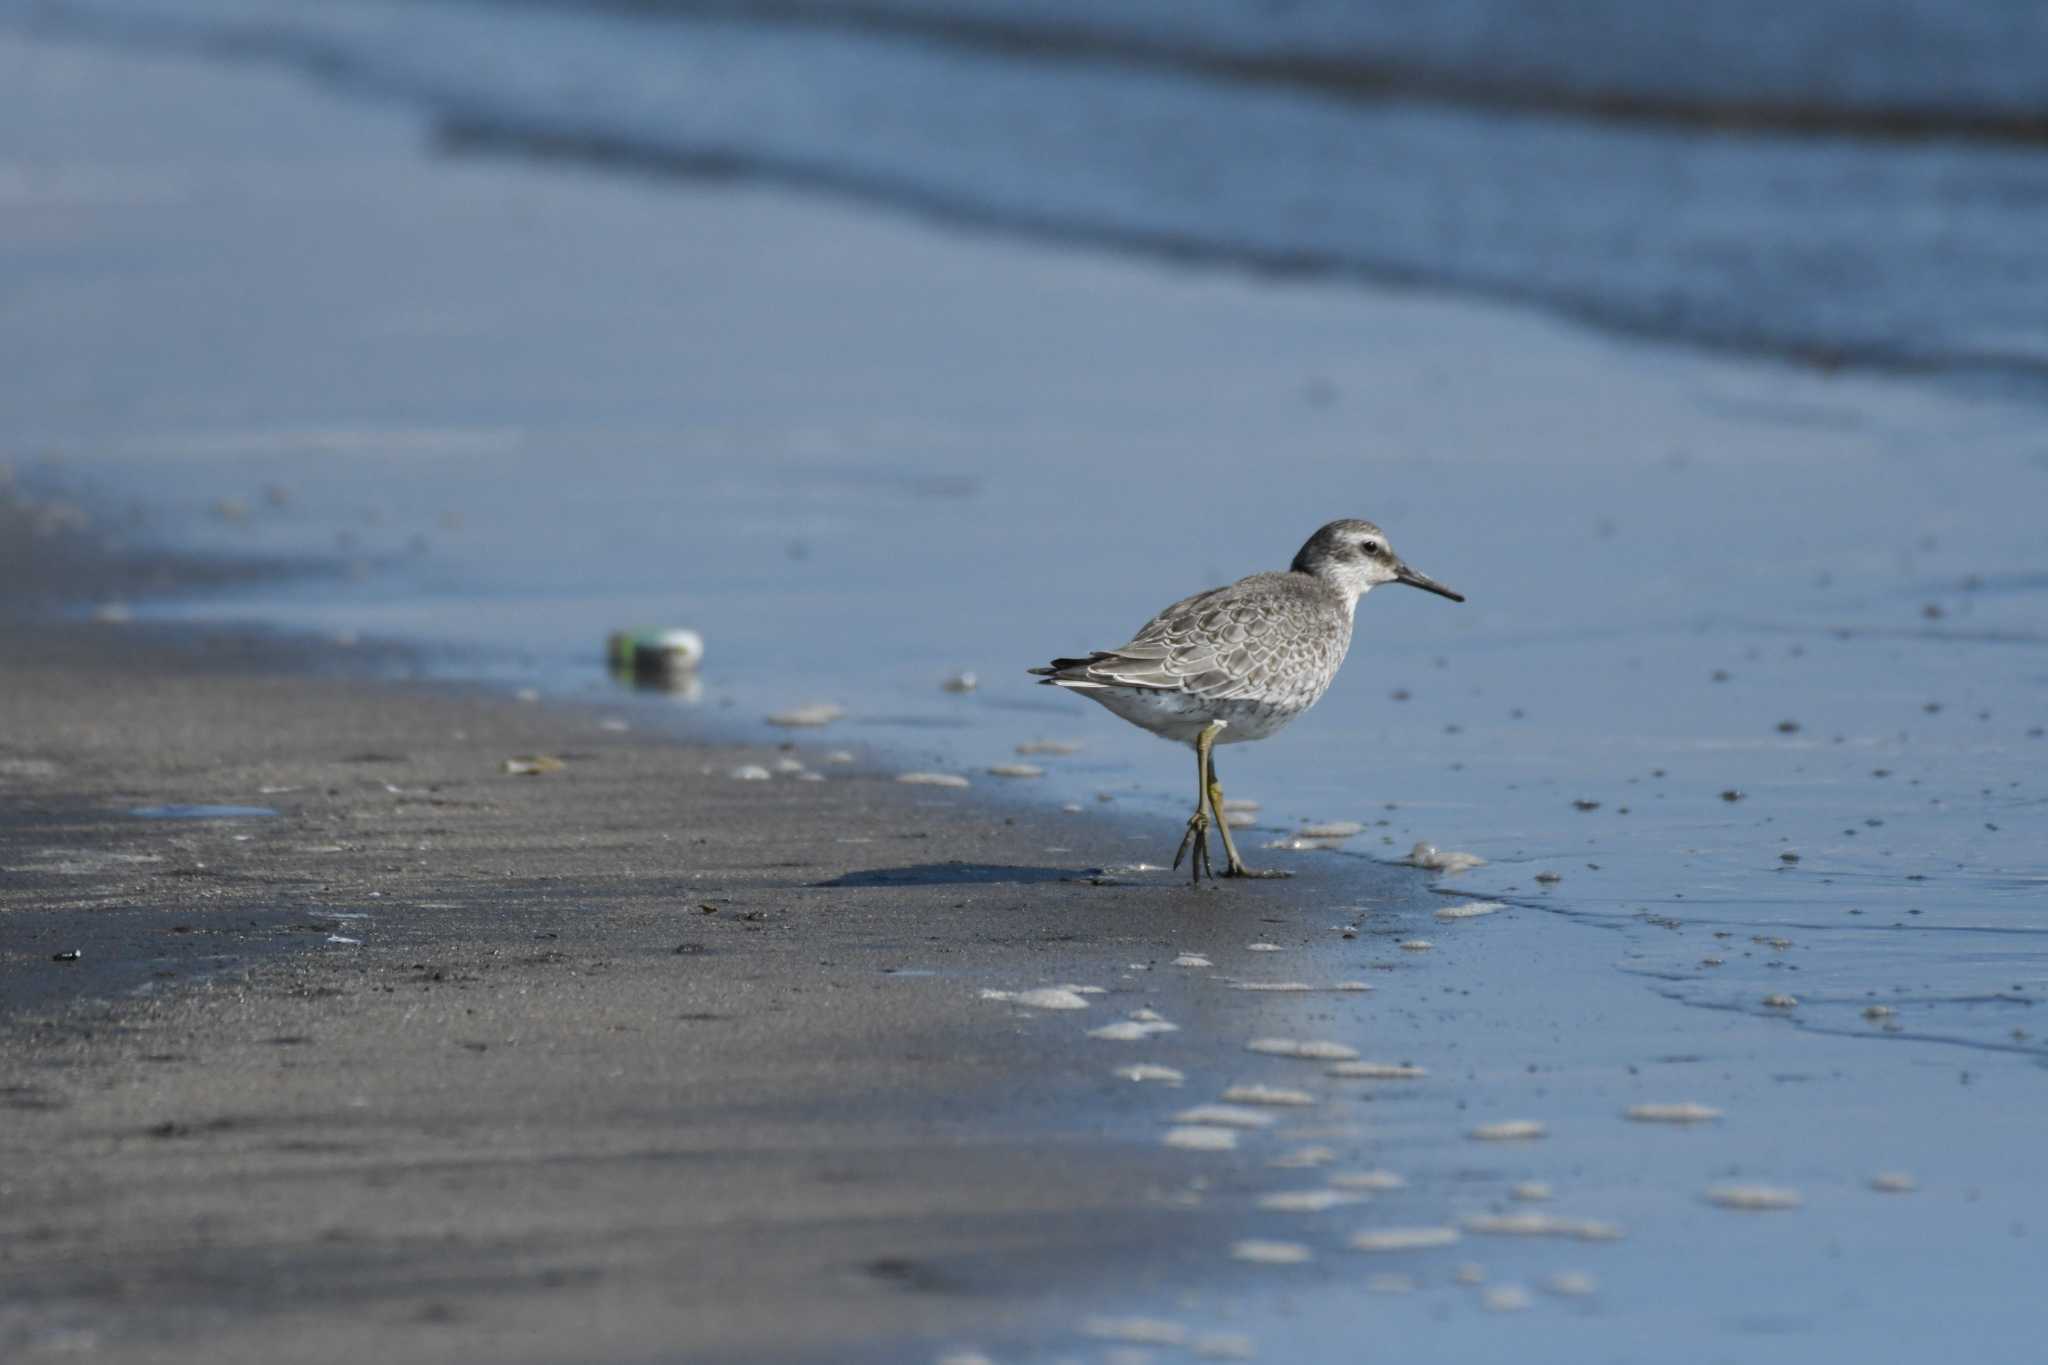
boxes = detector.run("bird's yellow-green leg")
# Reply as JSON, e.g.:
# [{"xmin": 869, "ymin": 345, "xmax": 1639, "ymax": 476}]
[
  {"xmin": 1172, "ymin": 723, "xmax": 1223, "ymax": 884},
  {"xmin": 1207, "ymin": 744, "xmax": 1290, "ymax": 880}
]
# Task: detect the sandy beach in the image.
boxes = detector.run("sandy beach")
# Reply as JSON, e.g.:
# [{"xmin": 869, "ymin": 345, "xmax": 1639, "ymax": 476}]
[
  {"xmin": 6, "ymin": 19, "xmax": 2047, "ymax": 1365},
  {"xmin": 3, "ymin": 611, "xmax": 1415, "ymax": 1363}
]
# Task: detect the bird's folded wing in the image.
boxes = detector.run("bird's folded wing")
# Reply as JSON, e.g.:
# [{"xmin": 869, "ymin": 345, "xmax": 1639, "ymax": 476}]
[{"xmin": 1091, "ymin": 588, "xmax": 1282, "ymax": 699}]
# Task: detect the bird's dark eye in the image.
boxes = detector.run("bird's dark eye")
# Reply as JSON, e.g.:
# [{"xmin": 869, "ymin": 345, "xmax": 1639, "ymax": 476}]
[{"xmin": 1359, "ymin": 540, "xmax": 1381, "ymax": 558}]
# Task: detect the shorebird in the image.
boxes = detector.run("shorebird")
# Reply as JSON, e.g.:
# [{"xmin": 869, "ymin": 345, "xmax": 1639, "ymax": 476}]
[{"xmin": 1031, "ymin": 519, "xmax": 1463, "ymax": 883}]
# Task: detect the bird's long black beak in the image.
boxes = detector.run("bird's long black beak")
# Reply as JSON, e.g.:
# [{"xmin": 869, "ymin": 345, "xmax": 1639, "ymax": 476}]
[{"xmin": 1394, "ymin": 563, "xmax": 1464, "ymax": 603}]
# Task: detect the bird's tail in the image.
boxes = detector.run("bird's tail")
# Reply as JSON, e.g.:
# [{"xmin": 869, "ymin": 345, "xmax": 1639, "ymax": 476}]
[{"xmin": 1028, "ymin": 653, "xmax": 1113, "ymax": 687}]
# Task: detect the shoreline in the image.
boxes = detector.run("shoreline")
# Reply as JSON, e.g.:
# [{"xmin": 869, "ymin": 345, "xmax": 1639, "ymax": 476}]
[
  {"xmin": 14, "ymin": 598, "xmax": 2046, "ymax": 1363},
  {"xmin": 0, "ymin": 483, "xmax": 334, "ymax": 624}
]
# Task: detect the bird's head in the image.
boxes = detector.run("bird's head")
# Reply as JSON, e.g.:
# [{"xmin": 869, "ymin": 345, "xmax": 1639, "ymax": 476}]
[{"xmin": 1291, "ymin": 519, "xmax": 1464, "ymax": 608}]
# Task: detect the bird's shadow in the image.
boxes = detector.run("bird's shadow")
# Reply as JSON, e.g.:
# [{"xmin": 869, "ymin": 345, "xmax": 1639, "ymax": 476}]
[{"xmin": 814, "ymin": 863, "xmax": 1098, "ymax": 888}]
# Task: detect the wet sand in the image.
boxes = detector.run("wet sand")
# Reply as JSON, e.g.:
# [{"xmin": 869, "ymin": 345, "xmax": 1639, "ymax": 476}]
[{"xmin": 1, "ymin": 611, "xmax": 1447, "ymax": 1363}]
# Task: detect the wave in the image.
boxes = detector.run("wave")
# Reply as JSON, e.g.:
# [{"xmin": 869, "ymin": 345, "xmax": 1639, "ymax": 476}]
[
  {"xmin": 542, "ymin": 0, "xmax": 2048, "ymax": 144},
  {"xmin": 11, "ymin": 0, "xmax": 2048, "ymax": 388}
]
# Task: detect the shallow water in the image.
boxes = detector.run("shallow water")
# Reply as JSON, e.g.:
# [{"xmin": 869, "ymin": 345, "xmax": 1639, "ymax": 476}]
[
  {"xmin": 35, "ymin": 192, "xmax": 2041, "ymax": 1061},
  {"xmin": 128, "ymin": 803, "xmax": 279, "ymax": 819},
  {"xmin": 6, "ymin": 23, "xmax": 2047, "ymax": 1362}
]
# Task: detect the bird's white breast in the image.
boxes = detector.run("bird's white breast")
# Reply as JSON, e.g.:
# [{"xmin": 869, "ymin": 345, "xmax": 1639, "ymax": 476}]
[{"xmin": 1081, "ymin": 685, "xmax": 1303, "ymax": 747}]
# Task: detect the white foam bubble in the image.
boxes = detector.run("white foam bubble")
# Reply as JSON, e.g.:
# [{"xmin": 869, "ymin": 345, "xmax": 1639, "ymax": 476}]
[
  {"xmin": 986, "ymin": 763, "xmax": 1044, "ymax": 779},
  {"xmin": 1704, "ymin": 1184, "xmax": 1804, "ymax": 1211},
  {"xmin": 897, "ymin": 771, "xmax": 970, "ymax": 788},
  {"xmin": 1398, "ymin": 940, "xmax": 1435, "ymax": 952},
  {"xmin": 1232, "ymin": 1239, "xmax": 1313, "ymax": 1264},
  {"xmin": 1509, "ymin": 1182, "xmax": 1553, "ymax": 1202},
  {"xmin": 1482, "ymin": 1284, "xmax": 1534, "ymax": 1312},
  {"xmin": 1115, "ymin": 1064, "xmax": 1185, "ymax": 1085},
  {"xmin": 1247, "ymin": 1038, "xmax": 1359, "ymax": 1061},
  {"xmin": 1173, "ymin": 954, "xmax": 1214, "ymax": 968},
  {"xmin": 1625, "ymin": 1102, "xmax": 1722, "ymax": 1124},
  {"xmin": 1762, "ymin": 993, "xmax": 1799, "ymax": 1009},
  {"xmin": 1268, "ymin": 1146, "xmax": 1337, "ymax": 1169},
  {"xmin": 1257, "ymin": 1189, "xmax": 1360, "ymax": 1213},
  {"xmin": 1326, "ymin": 1061, "xmax": 1427, "ymax": 1080},
  {"xmin": 1545, "ymin": 1271, "xmax": 1598, "ymax": 1297},
  {"xmin": 1463, "ymin": 1213, "xmax": 1623, "ymax": 1241},
  {"xmin": 1231, "ymin": 982, "xmax": 1315, "ymax": 992},
  {"xmin": 766, "ymin": 703, "xmax": 844, "ymax": 727},
  {"xmin": 1350, "ymin": 1227, "xmax": 1460, "ymax": 1252},
  {"xmin": 1246, "ymin": 942, "xmax": 1284, "ymax": 952},
  {"xmin": 1221, "ymin": 1085, "xmax": 1316, "ymax": 1107},
  {"xmin": 1164, "ymin": 1125, "xmax": 1240, "ymax": 1151},
  {"xmin": 1434, "ymin": 901, "xmax": 1506, "ymax": 920},
  {"xmin": 1870, "ymin": 1171, "xmax": 1918, "ymax": 1193},
  {"xmin": 979, "ymin": 987, "xmax": 1090, "ymax": 1010},
  {"xmin": 1470, "ymin": 1120, "xmax": 1547, "ymax": 1141},
  {"xmin": 1089, "ymin": 1019, "xmax": 1179, "ymax": 1041},
  {"xmin": 1299, "ymin": 821, "xmax": 1364, "ymax": 838},
  {"xmin": 1329, "ymin": 1169, "xmax": 1407, "ymax": 1192},
  {"xmin": 1174, "ymin": 1104, "xmax": 1278, "ymax": 1129},
  {"xmin": 728, "ymin": 764, "xmax": 772, "ymax": 781},
  {"xmin": 1409, "ymin": 842, "xmax": 1486, "ymax": 873}
]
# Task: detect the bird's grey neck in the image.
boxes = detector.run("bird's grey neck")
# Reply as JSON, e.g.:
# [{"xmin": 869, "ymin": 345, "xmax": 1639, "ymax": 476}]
[{"xmin": 1292, "ymin": 564, "xmax": 1362, "ymax": 615}]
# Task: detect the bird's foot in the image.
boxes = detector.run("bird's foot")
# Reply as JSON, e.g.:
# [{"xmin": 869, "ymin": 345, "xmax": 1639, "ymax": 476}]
[
  {"xmin": 1173, "ymin": 811, "xmax": 1215, "ymax": 885},
  {"xmin": 1221, "ymin": 863, "xmax": 1291, "ymax": 880}
]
